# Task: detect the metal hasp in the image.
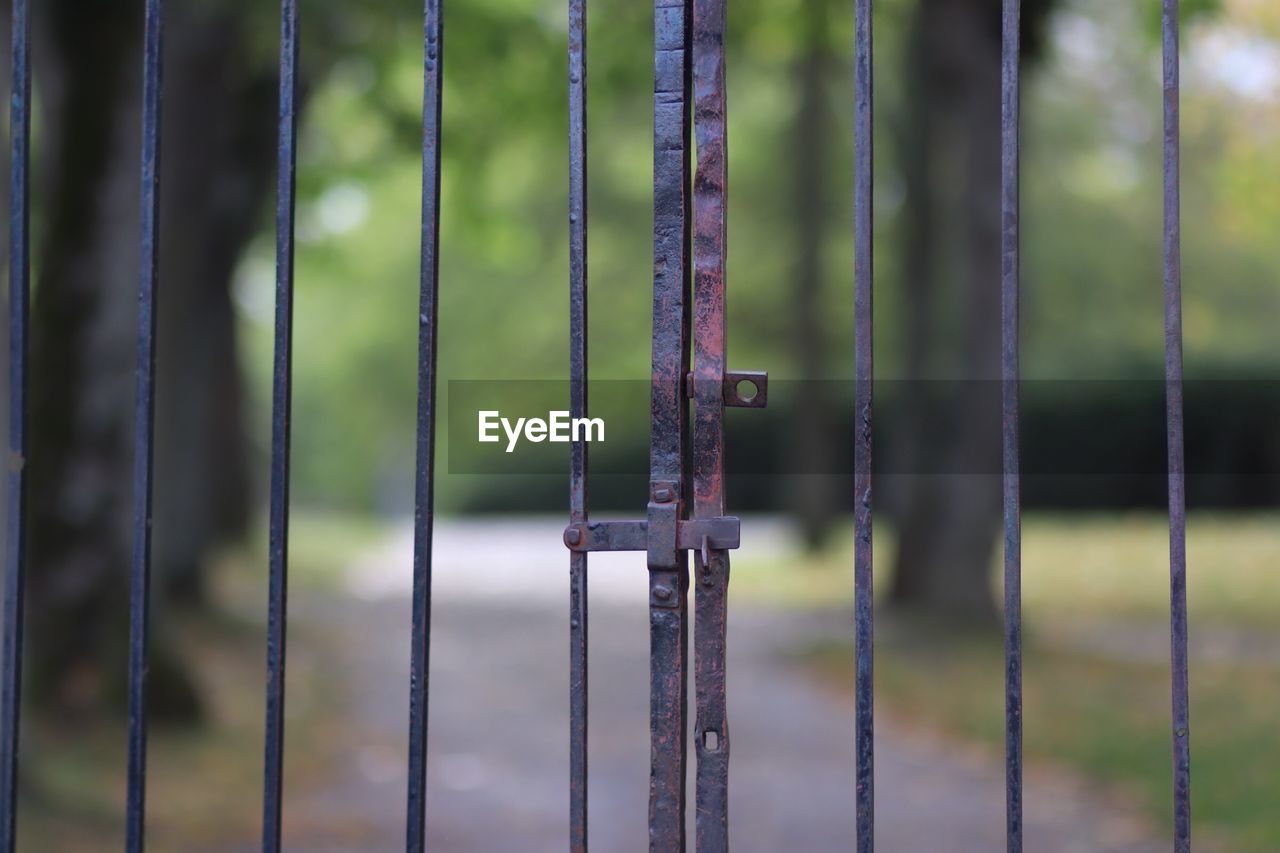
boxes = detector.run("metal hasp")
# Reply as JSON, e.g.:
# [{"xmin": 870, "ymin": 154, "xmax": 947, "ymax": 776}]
[{"xmin": 563, "ymin": 0, "xmax": 763, "ymax": 847}]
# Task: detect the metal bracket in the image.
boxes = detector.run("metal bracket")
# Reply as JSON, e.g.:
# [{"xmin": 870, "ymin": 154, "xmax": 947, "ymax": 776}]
[
  {"xmin": 563, "ymin": 516, "xmax": 741, "ymax": 553},
  {"xmin": 646, "ymin": 481, "xmax": 680, "ymax": 572},
  {"xmin": 687, "ymin": 370, "xmax": 768, "ymax": 408}
]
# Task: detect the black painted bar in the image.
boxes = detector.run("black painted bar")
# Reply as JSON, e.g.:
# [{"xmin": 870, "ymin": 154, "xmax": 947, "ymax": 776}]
[
  {"xmin": 0, "ymin": 1, "xmax": 31, "ymax": 848},
  {"xmin": 567, "ymin": 0, "xmax": 590, "ymax": 847},
  {"xmin": 126, "ymin": 0, "xmax": 165, "ymax": 848},
  {"xmin": 1161, "ymin": 2, "xmax": 1192, "ymax": 850},
  {"xmin": 261, "ymin": 0, "xmax": 299, "ymax": 848},
  {"xmin": 405, "ymin": 0, "xmax": 444, "ymax": 849},
  {"xmin": 1000, "ymin": 1, "xmax": 1023, "ymax": 851},
  {"xmin": 853, "ymin": 0, "xmax": 874, "ymax": 850}
]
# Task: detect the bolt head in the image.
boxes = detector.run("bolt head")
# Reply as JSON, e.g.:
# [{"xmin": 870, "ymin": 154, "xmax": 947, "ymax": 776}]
[
  {"xmin": 564, "ymin": 527, "xmax": 582, "ymax": 546},
  {"xmin": 653, "ymin": 584, "xmax": 673, "ymax": 601},
  {"xmin": 654, "ymin": 486, "xmax": 674, "ymax": 502}
]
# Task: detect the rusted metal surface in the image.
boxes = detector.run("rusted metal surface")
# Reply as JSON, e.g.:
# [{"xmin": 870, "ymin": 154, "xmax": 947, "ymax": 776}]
[
  {"xmin": 563, "ymin": 518, "xmax": 740, "ymax": 554},
  {"xmin": 691, "ymin": 0, "xmax": 730, "ymax": 846},
  {"xmin": 563, "ymin": 3, "xmax": 765, "ymax": 845},
  {"xmin": 853, "ymin": 0, "xmax": 875, "ymax": 850},
  {"xmin": 568, "ymin": 0, "xmax": 590, "ymax": 846},
  {"xmin": 1000, "ymin": 2, "xmax": 1023, "ymax": 851},
  {"xmin": 720, "ymin": 371, "xmax": 767, "ymax": 409},
  {"xmin": 0, "ymin": 2, "xmax": 31, "ymax": 848},
  {"xmin": 405, "ymin": 0, "xmax": 444, "ymax": 849},
  {"xmin": 1162, "ymin": 2, "xmax": 1192, "ymax": 851},
  {"xmin": 261, "ymin": 1, "xmax": 299, "ymax": 849},
  {"xmin": 126, "ymin": 1, "xmax": 165, "ymax": 849},
  {"xmin": 648, "ymin": 1, "xmax": 693, "ymax": 847},
  {"xmin": 685, "ymin": 371, "xmax": 767, "ymax": 409}
]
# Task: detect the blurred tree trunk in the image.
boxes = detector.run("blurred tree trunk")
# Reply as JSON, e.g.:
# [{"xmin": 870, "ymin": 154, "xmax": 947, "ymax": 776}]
[
  {"xmin": 889, "ymin": 0, "xmax": 1056, "ymax": 619},
  {"xmin": 785, "ymin": 0, "xmax": 839, "ymax": 550},
  {"xmin": 152, "ymin": 13, "xmax": 273, "ymax": 606},
  {"xmin": 25, "ymin": 0, "xmax": 272, "ymax": 716}
]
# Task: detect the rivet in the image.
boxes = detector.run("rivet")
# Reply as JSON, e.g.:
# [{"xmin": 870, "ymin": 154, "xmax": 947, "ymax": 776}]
[
  {"xmin": 653, "ymin": 584, "xmax": 673, "ymax": 601},
  {"xmin": 564, "ymin": 527, "xmax": 582, "ymax": 546}
]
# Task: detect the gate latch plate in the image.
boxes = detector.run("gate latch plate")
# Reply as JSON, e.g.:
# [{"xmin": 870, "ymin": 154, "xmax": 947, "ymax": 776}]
[{"xmin": 687, "ymin": 370, "xmax": 768, "ymax": 408}]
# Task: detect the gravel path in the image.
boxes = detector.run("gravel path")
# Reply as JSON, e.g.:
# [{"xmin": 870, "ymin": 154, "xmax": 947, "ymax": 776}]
[{"xmin": 282, "ymin": 518, "xmax": 1160, "ymax": 852}]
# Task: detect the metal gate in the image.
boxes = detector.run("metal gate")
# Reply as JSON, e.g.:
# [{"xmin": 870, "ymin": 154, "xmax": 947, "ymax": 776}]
[{"xmin": 0, "ymin": 0, "xmax": 1195, "ymax": 851}]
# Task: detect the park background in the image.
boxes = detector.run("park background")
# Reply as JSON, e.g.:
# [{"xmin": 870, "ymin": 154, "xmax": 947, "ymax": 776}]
[{"xmin": 2, "ymin": 0, "xmax": 1280, "ymax": 849}]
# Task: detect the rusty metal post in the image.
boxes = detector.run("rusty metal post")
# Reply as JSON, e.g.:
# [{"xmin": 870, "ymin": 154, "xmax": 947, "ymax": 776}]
[
  {"xmin": 564, "ymin": 4, "xmax": 764, "ymax": 847},
  {"xmin": 648, "ymin": 1, "xmax": 694, "ymax": 846},
  {"xmin": 691, "ymin": 0, "xmax": 730, "ymax": 847}
]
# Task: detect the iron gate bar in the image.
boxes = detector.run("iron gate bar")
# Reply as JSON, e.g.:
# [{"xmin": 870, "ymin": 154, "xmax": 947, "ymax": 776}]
[
  {"xmin": 649, "ymin": 1, "xmax": 697, "ymax": 846},
  {"xmin": 564, "ymin": 5, "xmax": 764, "ymax": 845},
  {"xmin": 690, "ymin": 0, "xmax": 730, "ymax": 846},
  {"xmin": 262, "ymin": 0, "xmax": 300, "ymax": 848},
  {"xmin": 1000, "ymin": 1, "xmax": 1023, "ymax": 851},
  {"xmin": 405, "ymin": 0, "xmax": 444, "ymax": 849},
  {"xmin": 126, "ymin": 1, "xmax": 165, "ymax": 848},
  {"xmin": 1161, "ymin": 1, "xmax": 1192, "ymax": 850},
  {"xmin": 853, "ymin": 0, "xmax": 875, "ymax": 850},
  {"xmin": 567, "ymin": 0, "xmax": 589, "ymax": 846},
  {"xmin": 0, "ymin": 1, "xmax": 31, "ymax": 848},
  {"xmin": 648, "ymin": 1, "xmax": 693, "ymax": 846}
]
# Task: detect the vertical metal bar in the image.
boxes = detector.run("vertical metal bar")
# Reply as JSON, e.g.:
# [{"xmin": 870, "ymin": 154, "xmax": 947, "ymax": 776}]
[
  {"xmin": 126, "ymin": 1, "xmax": 165, "ymax": 849},
  {"xmin": 261, "ymin": 1, "xmax": 299, "ymax": 849},
  {"xmin": 649, "ymin": 1, "xmax": 692, "ymax": 848},
  {"xmin": 0, "ymin": 1, "xmax": 31, "ymax": 848},
  {"xmin": 405, "ymin": 0, "xmax": 443, "ymax": 849},
  {"xmin": 853, "ymin": 1, "xmax": 874, "ymax": 850},
  {"xmin": 1000, "ymin": 2, "xmax": 1023, "ymax": 851},
  {"xmin": 567, "ymin": 0, "xmax": 590, "ymax": 848},
  {"xmin": 1162, "ymin": 2, "xmax": 1192, "ymax": 850},
  {"xmin": 690, "ymin": 0, "xmax": 729, "ymax": 848}
]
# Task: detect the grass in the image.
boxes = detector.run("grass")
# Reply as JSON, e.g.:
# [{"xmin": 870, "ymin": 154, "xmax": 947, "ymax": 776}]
[
  {"xmin": 767, "ymin": 510, "xmax": 1280, "ymax": 851},
  {"xmin": 16, "ymin": 612, "xmax": 327, "ymax": 851},
  {"xmin": 15, "ymin": 511, "xmax": 396, "ymax": 852},
  {"xmin": 733, "ymin": 511, "xmax": 1280, "ymax": 625}
]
